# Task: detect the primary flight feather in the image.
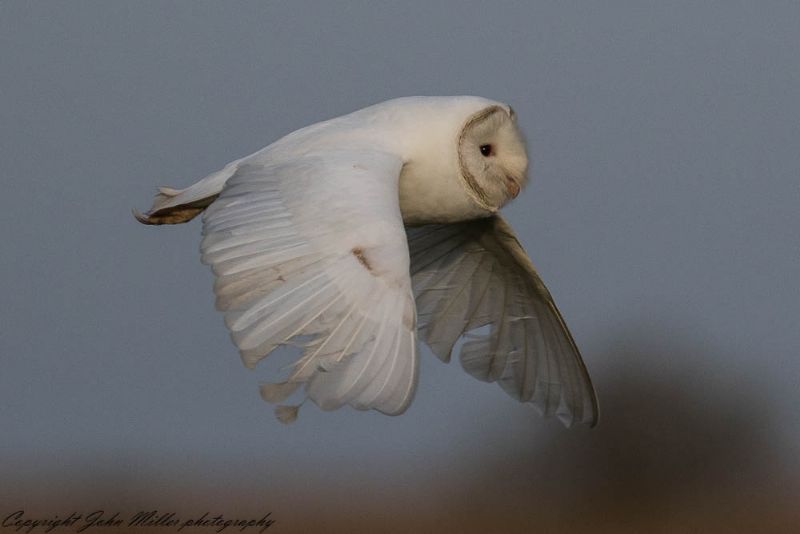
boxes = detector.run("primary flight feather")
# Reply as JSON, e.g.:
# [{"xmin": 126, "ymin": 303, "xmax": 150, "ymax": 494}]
[{"xmin": 135, "ymin": 96, "xmax": 598, "ymax": 427}]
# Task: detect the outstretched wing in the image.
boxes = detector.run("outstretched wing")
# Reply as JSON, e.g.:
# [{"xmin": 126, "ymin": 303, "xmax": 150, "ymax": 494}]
[
  {"xmin": 201, "ymin": 150, "xmax": 418, "ymax": 422},
  {"xmin": 406, "ymin": 216, "xmax": 598, "ymax": 427}
]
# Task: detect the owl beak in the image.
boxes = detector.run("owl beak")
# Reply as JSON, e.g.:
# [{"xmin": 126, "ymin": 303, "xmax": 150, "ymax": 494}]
[{"xmin": 505, "ymin": 176, "xmax": 521, "ymax": 198}]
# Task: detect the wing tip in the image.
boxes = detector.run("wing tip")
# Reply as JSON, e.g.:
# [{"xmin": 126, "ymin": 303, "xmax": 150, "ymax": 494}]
[
  {"xmin": 274, "ymin": 404, "xmax": 300, "ymax": 424},
  {"xmin": 587, "ymin": 392, "xmax": 600, "ymax": 429},
  {"xmin": 132, "ymin": 207, "xmax": 157, "ymax": 225}
]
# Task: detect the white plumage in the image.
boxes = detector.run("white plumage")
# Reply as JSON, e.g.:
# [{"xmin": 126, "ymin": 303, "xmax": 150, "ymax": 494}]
[{"xmin": 135, "ymin": 96, "xmax": 598, "ymax": 427}]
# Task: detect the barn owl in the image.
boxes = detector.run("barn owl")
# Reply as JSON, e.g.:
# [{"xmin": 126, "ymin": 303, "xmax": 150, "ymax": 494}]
[{"xmin": 135, "ymin": 96, "xmax": 598, "ymax": 427}]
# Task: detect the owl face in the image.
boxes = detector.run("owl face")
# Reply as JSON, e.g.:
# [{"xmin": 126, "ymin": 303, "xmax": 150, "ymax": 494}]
[{"xmin": 457, "ymin": 105, "xmax": 528, "ymax": 211}]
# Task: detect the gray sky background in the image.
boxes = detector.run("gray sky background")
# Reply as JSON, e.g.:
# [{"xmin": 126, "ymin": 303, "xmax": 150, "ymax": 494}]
[{"xmin": 1, "ymin": 2, "xmax": 799, "ymax": 532}]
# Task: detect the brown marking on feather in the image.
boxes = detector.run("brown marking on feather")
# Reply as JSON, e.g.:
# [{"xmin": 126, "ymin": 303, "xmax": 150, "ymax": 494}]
[
  {"xmin": 351, "ymin": 247, "xmax": 372, "ymax": 272},
  {"xmin": 133, "ymin": 194, "xmax": 219, "ymax": 225}
]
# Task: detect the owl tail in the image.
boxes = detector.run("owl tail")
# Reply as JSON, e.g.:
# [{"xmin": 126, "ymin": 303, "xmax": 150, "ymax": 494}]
[{"xmin": 133, "ymin": 161, "xmax": 239, "ymax": 225}]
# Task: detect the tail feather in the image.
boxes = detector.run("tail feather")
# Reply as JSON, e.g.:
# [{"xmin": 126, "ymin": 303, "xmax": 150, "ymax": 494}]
[{"xmin": 133, "ymin": 161, "xmax": 239, "ymax": 225}]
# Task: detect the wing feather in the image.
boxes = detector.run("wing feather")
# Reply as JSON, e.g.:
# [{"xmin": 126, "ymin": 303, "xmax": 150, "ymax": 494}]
[
  {"xmin": 201, "ymin": 150, "xmax": 418, "ymax": 421},
  {"xmin": 407, "ymin": 216, "xmax": 598, "ymax": 427}
]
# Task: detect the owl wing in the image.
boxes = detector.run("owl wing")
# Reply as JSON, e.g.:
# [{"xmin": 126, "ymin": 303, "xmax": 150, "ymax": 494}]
[
  {"xmin": 201, "ymin": 150, "xmax": 418, "ymax": 422},
  {"xmin": 406, "ymin": 216, "xmax": 598, "ymax": 427}
]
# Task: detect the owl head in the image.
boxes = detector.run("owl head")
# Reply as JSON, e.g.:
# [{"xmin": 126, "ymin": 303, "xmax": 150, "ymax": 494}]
[
  {"xmin": 456, "ymin": 104, "xmax": 528, "ymax": 212},
  {"xmin": 384, "ymin": 97, "xmax": 529, "ymax": 224}
]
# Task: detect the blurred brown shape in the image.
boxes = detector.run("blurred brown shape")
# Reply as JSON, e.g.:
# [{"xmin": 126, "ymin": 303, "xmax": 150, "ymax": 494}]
[
  {"xmin": 431, "ymin": 334, "xmax": 800, "ymax": 533},
  {"xmin": 3, "ymin": 334, "xmax": 798, "ymax": 533}
]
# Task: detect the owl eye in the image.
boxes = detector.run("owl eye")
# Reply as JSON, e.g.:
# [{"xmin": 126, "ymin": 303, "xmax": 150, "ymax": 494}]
[{"xmin": 479, "ymin": 144, "xmax": 493, "ymax": 157}]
